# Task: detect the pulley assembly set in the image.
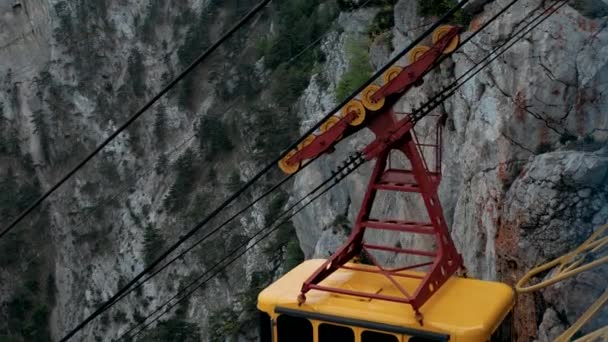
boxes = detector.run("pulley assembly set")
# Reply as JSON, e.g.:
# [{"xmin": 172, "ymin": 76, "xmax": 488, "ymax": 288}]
[{"xmin": 277, "ymin": 25, "xmax": 463, "ymax": 322}]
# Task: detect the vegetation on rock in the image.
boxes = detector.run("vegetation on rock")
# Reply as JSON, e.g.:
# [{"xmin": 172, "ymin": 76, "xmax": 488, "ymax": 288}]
[{"xmin": 336, "ymin": 38, "xmax": 373, "ymax": 102}]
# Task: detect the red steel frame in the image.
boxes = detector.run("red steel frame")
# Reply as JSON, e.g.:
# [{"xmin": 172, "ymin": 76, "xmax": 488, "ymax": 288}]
[{"xmin": 288, "ymin": 26, "xmax": 465, "ymax": 323}]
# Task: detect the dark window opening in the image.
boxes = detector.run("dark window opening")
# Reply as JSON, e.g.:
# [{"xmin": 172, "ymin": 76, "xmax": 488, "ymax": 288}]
[
  {"xmin": 277, "ymin": 314, "xmax": 313, "ymax": 342},
  {"xmin": 362, "ymin": 330, "xmax": 399, "ymax": 342},
  {"xmin": 259, "ymin": 311, "xmax": 272, "ymax": 342},
  {"xmin": 319, "ymin": 323, "xmax": 355, "ymax": 342}
]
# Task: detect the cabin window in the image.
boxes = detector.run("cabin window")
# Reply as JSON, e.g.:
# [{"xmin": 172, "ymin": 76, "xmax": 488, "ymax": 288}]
[
  {"xmin": 277, "ymin": 314, "xmax": 313, "ymax": 342},
  {"xmin": 362, "ymin": 330, "xmax": 399, "ymax": 342},
  {"xmin": 259, "ymin": 311, "xmax": 272, "ymax": 342},
  {"xmin": 318, "ymin": 323, "xmax": 354, "ymax": 341}
]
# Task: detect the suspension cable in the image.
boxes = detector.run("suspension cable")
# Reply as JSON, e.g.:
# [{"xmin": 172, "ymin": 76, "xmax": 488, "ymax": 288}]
[
  {"xmin": 71, "ymin": 5, "xmax": 345, "ymax": 245},
  {"xmin": 411, "ymin": 0, "xmax": 568, "ymax": 125},
  {"xmin": 70, "ymin": 0, "xmax": 365, "ymax": 238},
  {"xmin": 0, "ymin": 0, "xmax": 272, "ymax": 241},
  {"xmin": 59, "ymin": 2, "xmax": 471, "ymax": 339},
  {"xmin": 119, "ymin": 154, "xmax": 365, "ymax": 341},
  {"xmin": 440, "ymin": 0, "xmax": 568, "ymax": 101},
  {"xmin": 125, "ymin": 0, "xmax": 576, "ymax": 338},
  {"xmin": 64, "ymin": 35, "xmax": 352, "ymax": 336}
]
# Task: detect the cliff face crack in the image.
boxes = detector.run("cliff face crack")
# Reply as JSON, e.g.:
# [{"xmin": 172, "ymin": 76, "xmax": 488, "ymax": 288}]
[
  {"xmin": 500, "ymin": 132, "xmax": 536, "ymax": 154},
  {"xmin": 484, "ymin": 68, "xmax": 512, "ymax": 99},
  {"xmin": 513, "ymin": 94, "xmax": 577, "ymax": 139},
  {"xmin": 464, "ymin": 159, "xmax": 528, "ymax": 184},
  {"xmin": 537, "ymin": 58, "xmax": 557, "ymax": 82}
]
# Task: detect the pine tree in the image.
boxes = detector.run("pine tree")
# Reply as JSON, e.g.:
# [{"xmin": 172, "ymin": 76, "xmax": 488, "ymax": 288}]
[
  {"xmin": 153, "ymin": 106, "xmax": 166, "ymax": 147},
  {"xmin": 143, "ymin": 225, "xmax": 164, "ymax": 267}
]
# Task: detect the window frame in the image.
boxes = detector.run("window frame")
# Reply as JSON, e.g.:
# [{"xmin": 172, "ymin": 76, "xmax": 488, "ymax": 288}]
[
  {"xmin": 317, "ymin": 321, "xmax": 356, "ymax": 342},
  {"xmin": 275, "ymin": 306, "xmax": 449, "ymax": 341},
  {"xmin": 276, "ymin": 313, "xmax": 314, "ymax": 342}
]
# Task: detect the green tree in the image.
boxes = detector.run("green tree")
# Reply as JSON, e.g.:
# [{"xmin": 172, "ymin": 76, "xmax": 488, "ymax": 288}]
[
  {"xmin": 208, "ymin": 309, "xmax": 240, "ymax": 342},
  {"xmin": 197, "ymin": 116, "xmax": 234, "ymax": 159},
  {"xmin": 417, "ymin": 0, "xmax": 471, "ymax": 25},
  {"xmin": 336, "ymin": 38, "xmax": 372, "ymax": 102},
  {"xmin": 128, "ymin": 49, "xmax": 146, "ymax": 97},
  {"xmin": 31, "ymin": 110, "xmax": 51, "ymax": 162},
  {"xmin": 140, "ymin": 318, "xmax": 201, "ymax": 342},
  {"xmin": 143, "ymin": 225, "xmax": 164, "ymax": 267},
  {"xmin": 155, "ymin": 154, "xmax": 168, "ymax": 175},
  {"xmin": 164, "ymin": 148, "xmax": 196, "ymax": 212},
  {"xmin": 153, "ymin": 106, "xmax": 166, "ymax": 147}
]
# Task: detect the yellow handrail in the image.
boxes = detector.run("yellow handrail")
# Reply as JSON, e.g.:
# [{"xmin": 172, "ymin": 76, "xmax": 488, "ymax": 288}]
[
  {"xmin": 515, "ymin": 224, "xmax": 607, "ymax": 342},
  {"xmin": 516, "ymin": 224, "xmax": 607, "ymax": 293},
  {"xmin": 556, "ymin": 289, "xmax": 607, "ymax": 342},
  {"xmin": 572, "ymin": 325, "xmax": 608, "ymax": 342}
]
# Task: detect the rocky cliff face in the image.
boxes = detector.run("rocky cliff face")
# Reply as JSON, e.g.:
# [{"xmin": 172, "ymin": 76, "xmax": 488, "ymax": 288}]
[
  {"xmin": 0, "ymin": 0, "xmax": 606, "ymax": 341},
  {"xmin": 1, "ymin": 0, "xmax": 310, "ymax": 340}
]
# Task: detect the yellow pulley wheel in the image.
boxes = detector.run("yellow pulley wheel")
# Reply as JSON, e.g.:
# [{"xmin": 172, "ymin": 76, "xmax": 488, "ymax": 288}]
[
  {"xmin": 361, "ymin": 84, "xmax": 385, "ymax": 111},
  {"xmin": 432, "ymin": 25, "xmax": 460, "ymax": 54},
  {"xmin": 278, "ymin": 149, "xmax": 300, "ymax": 175},
  {"xmin": 298, "ymin": 135, "xmax": 316, "ymax": 150},
  {"xmin": 407, "ymin": 45, "xmax": 430, "ymax": 64},
  {"xmin": 341, "ymin": 100, "xmax": 366, "ymax": 126},
  {"xmin": 320, "ymin": 116, "xmax": 341, "ymax": 133},
  {"xmin": 383, "ymin": 66, "xmax": 403, "ymax": 85}
]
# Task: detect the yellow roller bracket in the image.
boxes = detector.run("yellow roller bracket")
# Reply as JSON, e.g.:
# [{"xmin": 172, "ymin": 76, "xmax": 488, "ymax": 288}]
[
  {"xmin": 361, "ymin": 84, "xmax": 385, "ymax": 111},
  {"xmin": 298, "ymin": 135, "xmax": 316, "ymax": 150},
  {"xmin": 321, "ymin": 116, "xmax": 341, "ymax": 133},
  {"xmin": 383, "ymin": 66, "xmax": 403, "ymax": 85},
  {"xmin": 432, "ymin": 25, "xmax": 460, "ymax": 54},
  {"xmin": 278, "ymin": 149, "xmax": 300, "ymax": 175},
  {"xmin": 341, "ymin": 100, "xmax": 366, "ymax": 126},
  {"xmin": 407, "ymin": 45, "xmax": 431, "ymax": 64}
]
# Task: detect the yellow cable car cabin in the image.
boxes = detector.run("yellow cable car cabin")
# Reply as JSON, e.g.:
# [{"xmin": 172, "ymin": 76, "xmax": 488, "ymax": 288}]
[{"xmin": 257, "ymin": 260, "xmax": 515, "ymax": 342}]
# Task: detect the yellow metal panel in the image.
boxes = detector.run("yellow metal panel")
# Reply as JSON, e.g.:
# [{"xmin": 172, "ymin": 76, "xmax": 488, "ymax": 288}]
[{"xmin": 259, "ymin": 259, "xmax": 515, "ymax": 342}]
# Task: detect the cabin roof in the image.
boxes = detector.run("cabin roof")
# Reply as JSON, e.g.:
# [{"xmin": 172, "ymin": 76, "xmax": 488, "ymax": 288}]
[{"xmin": 258, "ymin": 259, "xmax": 514, "ymax": 339}]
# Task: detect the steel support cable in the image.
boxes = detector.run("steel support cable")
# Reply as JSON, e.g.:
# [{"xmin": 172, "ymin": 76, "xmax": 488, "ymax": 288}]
[
  {"xmin": 67, "ymin": 8, "xmax": 346, "ymax": 289},
  {"xmin": 102, "ymin": 152, "xmax": 360, "ymax": 338},
  {"xmin": 56, "ymin": 98, "xmax": 242, "ymax": 267},
  {"xmin": 431, "ymin": 0, "xmax": 567, "ymax": 108},
  {"xmin": 119, "ymin": 155, "xmax": 365, "ymax": 341},
  {"xmin": 74, "ymin": 0, "xmax": 344, "ymax": 234},
  {"xmin": 278, "ymin": 0, "xmax": 469, "ymax": 143},
  {"xmin": 59, "ymin": 159, "xmax": 299, "ymax": 341},
  {"xmin": 71, "ymin": 5, "xmax": 341, "ymax": 237},
  {"xmin": 426, "ymin": 0, "xmax": 524, "ymax": 77},
  {"xmin": 63, "ymin": 156, "xmax": 316, "ymax": 341},
  {"xmin": 59, "ymin": 3, "xmax": 470, "ymax": 339},
  {"xmin": 55, "ymin": 4, "xmax": 275, "ymax": 340},
  {"xmin": 407, "ymin": 0, "xmax": 528, "ymax": 120},
  {"xmin": 278, "ymin": 0, "xmax": 458, "ymax": 70},
  {"xmin": 112, "ymin": 152, "xmax": 363, "ymax": 306},
  {"xmin": 110, "ymin": 156, "xmax": 317, "ymax": 305},
  {"xmin": 433, "ymin": 0, "xmax": 570, "ymax": 105},
  {"xmin": 409, "ymin": 0, "xmax": 568, "ymax": 125},
  {"xmin": 0, "ymin": 0, "xmax": 272, "ymax": 240},
  {"xmin": 71, "ymin": 0, "xmax": 361, "ymax": 231}
]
